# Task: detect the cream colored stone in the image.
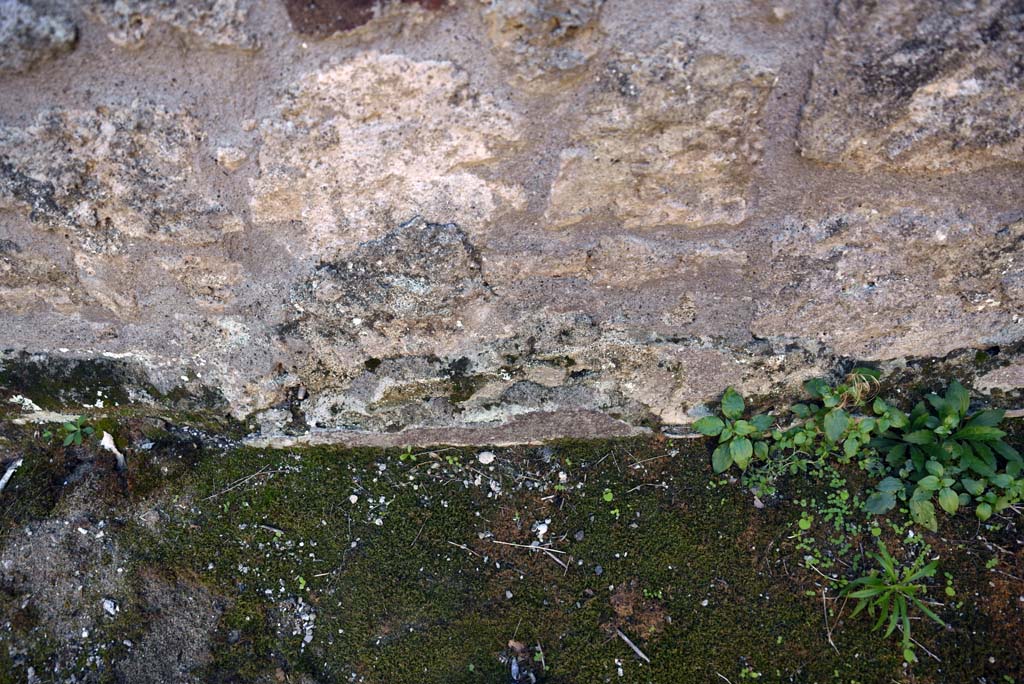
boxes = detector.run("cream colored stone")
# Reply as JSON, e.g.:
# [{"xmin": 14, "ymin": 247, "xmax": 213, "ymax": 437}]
[
  {"xmin": 544, "ymin": 45, "xmax": 773, "ymax": 229},
  {"xmin": 158, "ymin": 255, "xmax": 244, "ymax": 310},
  {"xmin": 479, "ymin": 0, "xmax": 605, "ymax": 90},
  {"xmin": 251, "ymin": 52, "xmax": 524, "ymax": 252},
  {"xmin": 215, "ymin": 146, "xmax": 247, "ymax": 172}
]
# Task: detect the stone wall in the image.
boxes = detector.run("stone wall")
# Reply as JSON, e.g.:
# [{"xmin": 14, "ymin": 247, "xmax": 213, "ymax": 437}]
[{"xmin": 1, "ymin": 0, "xmax": 1022, "ymax": 442}]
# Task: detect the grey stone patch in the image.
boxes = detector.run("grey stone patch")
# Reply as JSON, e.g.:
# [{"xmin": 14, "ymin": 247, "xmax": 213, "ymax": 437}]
[
  {"xmin": 87, "ymin": 0, "xmax": 259, "ymax": 49},
  {"xmin": 0, "ymin": 104, "xmax": 246, "ymax": 317},
  {"xmin": 0, "ymin": 0, "xmax": 76, "ymax": 74},
  {"xmin": 0, "ymin": 484, "xmax": 131, "ymax": 668},
  {"xmin": 293, "ymin": 217, "xmax": 489, "ymax": 341},
  {"xmin": 0, "ymin": 105, "xmax": 237, "ymax": 247},
  {"xmin": 752, "ymin": 211, "xmax": 1024, "ymax": 359},
  {"xmin": 115, "ymin": 578, "xmax": 222, "ymax": 684},
  {"xmin": 799, "ymin": 0, "xmax": 1024, "ymax": 171},
  {"xmin": 976, "ymin": 363, "xmax": 1024, "ymax": 393}
]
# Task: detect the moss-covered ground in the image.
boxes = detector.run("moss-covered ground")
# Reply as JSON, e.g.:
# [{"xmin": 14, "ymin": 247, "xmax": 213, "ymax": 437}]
[
  {"xmin": 1, "ymin": 411, "xmax": 1021, "ymax": 682},
  {"xmin": 1, "ymin": 352, "xmax": 1022, "ymax": 682}
]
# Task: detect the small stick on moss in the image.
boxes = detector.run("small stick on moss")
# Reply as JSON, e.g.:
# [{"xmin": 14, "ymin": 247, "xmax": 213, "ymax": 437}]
[
  {"xmin": 492, "ymin": 539, "xmax": 566, "ymax": 554},
  {"xmin": 616, "ymin": 628, "xmax": 650, "ymax": 664},
  {"xmin": 821, "ymin": 588, "xmax": 839, "ymax": 654},
  {"xmin": 447, "ymin": 541, "xmax": 483, "ymax": 559},
  {"xmin": 907, "ymin": 634, "xmax": 941, "ymax": 663},
  {"xmin": 409, "ymin": 519, "xmax": 427, "ymax": 547},
  {"xmin": 715, "ymin": 674, "xmax": 734, "ymax": 684},
  {"xmin": 630, "ymin": 454, "xmax": 669, "ymax": 468},
  {"xmin": 543, "ymin": 549, "xmax": 568, "ymax": 571},
  {"xmin": 626, "ymin": 482, "xmax": 668, "ymax": 494},
  {"xmin": 203, "ymin": 465, "xmax": 285, "ymax": 501}
]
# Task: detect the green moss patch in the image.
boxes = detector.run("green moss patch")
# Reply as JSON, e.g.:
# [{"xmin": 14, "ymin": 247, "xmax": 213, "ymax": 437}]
[{"xmin": 107, "ymin": 436, "xmax": 1015, "ymax": 683}]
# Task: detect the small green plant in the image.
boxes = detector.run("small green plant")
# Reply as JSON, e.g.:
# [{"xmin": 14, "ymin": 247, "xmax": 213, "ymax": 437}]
[
  {"xmin": 700, "ymin": 375, "xmax": 1022, "ymax": 531},
  {"xmin": 698, "ymin": 370, "xmax": 881, "ymax": 482},
  {"xmin": 867, "ymin": 381, "xmax": 1023, "ymax": 528},
  {"xmin": 842, "ymin": 540, "xmax": 945, "ymax": 663},
  {"xmin": 43, "ymin": 416, "xmax": 95, "ymax": 447},
  {"xmin": 774, "ymin": 368, "xmax": 883, "ymax": 463},
  {"xmin": 693, "ymin": 387, "xmax": 773, "ymax": 473}
]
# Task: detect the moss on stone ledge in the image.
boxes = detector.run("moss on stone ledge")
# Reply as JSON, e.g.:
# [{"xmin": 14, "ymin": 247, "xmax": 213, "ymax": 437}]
[
  {"xmin": 0, "ymin": 403, "xmax": 1021, "ymax": 682},
  {"xmin": 88, "ymin": 437, "xmax": 1015, "ymax": 682}
]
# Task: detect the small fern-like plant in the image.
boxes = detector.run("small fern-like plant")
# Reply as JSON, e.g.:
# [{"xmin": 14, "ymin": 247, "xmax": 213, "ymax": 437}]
[{"xmin": 842, "ymin": 540, "xmax": 945, "ymax": 663}]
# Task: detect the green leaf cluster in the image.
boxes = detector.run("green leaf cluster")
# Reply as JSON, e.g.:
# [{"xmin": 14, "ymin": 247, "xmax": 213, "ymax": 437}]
[
  {"xmin": 700, "ymin": 375, "xmax": 1021, "ymax": 531},
  {"xmin": 693, "ymin": 387, "xmax": 773, "ymax": 473},
  {"xmin": 42, "ymin": 415, "xmax": 95, "ymax": 447},
  {"xmin": 867, "ymin": 381, "xmax": 1022, "ymax": 530},
  {"xmin": 702, "ymin": 370, "xmax": 881, "ymax": 488}
]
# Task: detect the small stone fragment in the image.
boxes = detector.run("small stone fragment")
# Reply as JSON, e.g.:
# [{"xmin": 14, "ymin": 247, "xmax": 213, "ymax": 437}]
[
  {"xmin": 282, "ymin": 0, "xmax": 444, "ymax": 37},
  {"xmin": 216, "ymin": 147, "xmax": 248, "ymax": 172},
  {"xmin": 480, "ymin": 0, "xmax": 605, "ymax": 89}
]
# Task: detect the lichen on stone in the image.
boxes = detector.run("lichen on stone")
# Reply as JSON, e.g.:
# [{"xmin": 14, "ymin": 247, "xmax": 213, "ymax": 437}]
[{"xmin": 0, "ymin": 105, "xmax": 237, "ymax": 247}]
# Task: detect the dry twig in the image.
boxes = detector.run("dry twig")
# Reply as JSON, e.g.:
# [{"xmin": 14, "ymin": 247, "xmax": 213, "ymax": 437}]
[{"xmin": 615, "ymin": 628, "xmax": 651, "ymax": 664}]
